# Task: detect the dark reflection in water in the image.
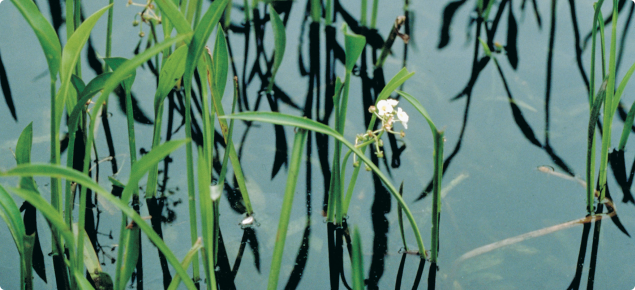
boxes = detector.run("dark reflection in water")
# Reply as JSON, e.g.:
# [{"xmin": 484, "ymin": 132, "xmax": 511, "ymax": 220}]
[{"xmin": 6, "ymin": 0, "xmax": 635, "ymax": 288}]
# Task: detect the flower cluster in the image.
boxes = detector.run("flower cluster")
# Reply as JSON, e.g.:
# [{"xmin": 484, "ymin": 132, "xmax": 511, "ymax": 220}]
[
  {"xmin": 373, "ymin": 99, "xmax": 409, "ymax": 129},
  {"xmin": 127, "ymin": 0, "xmax": 161, "ymax": 37},
  {"xmin": 353, "ymin": 98, "xmax": 409, "ymax": 168}
]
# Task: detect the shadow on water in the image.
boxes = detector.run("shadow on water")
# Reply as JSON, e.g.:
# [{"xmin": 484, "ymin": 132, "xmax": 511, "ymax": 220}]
[
  {"xmin": 6, "ymin": 0, "xmax": 635, "ymax": 288},
  {"xmin": 419, "ymin": 0, "xmax": 635, "ymax": 200}
]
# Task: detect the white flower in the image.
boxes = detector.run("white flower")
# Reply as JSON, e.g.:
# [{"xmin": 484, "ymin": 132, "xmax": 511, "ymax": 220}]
[
  {"xmin": 386, "ymin": 98, "xmax": 399, "ymax": 107},
  {"xmin": 210, "ymin": 184, "xmax": 222, "ymax": 201},
  {"xmin": 397, "ymin": 107, "xmax": 409, "ymax": 129},
  {"xmin": 376, "ymin": 100, "xmax": 394, "ymax": 116}
]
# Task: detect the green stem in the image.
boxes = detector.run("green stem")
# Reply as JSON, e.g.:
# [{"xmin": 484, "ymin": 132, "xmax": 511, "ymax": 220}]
[
  {"xmin": 325, "ymin": 0, "xmax": 332, "ymax": 25},
  {"xmin": 197, "ymin": 149, "xmax": 216, "ymax": 290},
  {"xmin": 342, "ymin": 137, "xmax": 377, "ymax": 216},
  {"xmin": 361, "ymin": 0, "xmax": 367, "ymax": 27},
  {"xmin": 430, "ymin": 130, "xmax": 444, "ymax": 263},
  {"xmin": 310, "ymin": 0, "xmax": 320, "ymax": 23},
  {"xmin": 598, "ymin": 0, "xmax": 619, "ymax": 202},
  {"xmin": 73, "ymin": 0, "xmax": 81, "ymax": 75},
  {"xmin": 397, "ymin": 182, "xmax": 408, "ymax": 251},
  {"xmin": 326, "ymin": 92, "xmax": 341, "ymax": 223},
  {"xmin": 370, "ymin": 0, "xmax": 378, "ymax": 29},
  {"xmin": 105, "ymin": 0, "xmax": 114, "ymax": 71},
  {"xmin": 586, "ymin": 0, "xmax": 604, "ymax": 214},
  {"xmin": 211, "ymin": 89, "xmax": 254, "ymax": 215},
  {"xmin": 66, "ymin": 0, "xmax": 74, "ymax": 41},
  {"xmin": 267, "ymin": 129, "xmax": 307, "ymax": 290},
  {"xmin": 183, "ymin": 76, "xmax": 200, "ymax": 285},
  {"xmin": 186, "ymin": 0, "xmax": 199, "ymax": 26},
  {"xmin": 223, "ymin": 112, "xmax": 428, "ymax": 258}
]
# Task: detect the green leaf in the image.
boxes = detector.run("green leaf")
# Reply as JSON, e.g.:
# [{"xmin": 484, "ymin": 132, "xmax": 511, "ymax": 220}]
[
  {"xmin": 210, "ymin": 74, "xmax": 254, "ymax": 215},
  {"xmin": 197, "ymin": 149, "xmax": 216, "ymax": 289},
  {"xmin": 587, "ymin": 78, "xmax": 607, "ymax": 214},
  {"xmin": 154, "ymin": 0, "xmax": 193, "ymax": 35},
  {"xmin": 74, "ymin": 270, "xmax": 97, "ymax": 290},
  {"xmin": 58, "ymin": 4, "xmax": 113, "ymax": 117},
  {"xmin": 478, "ymin": 37, "xmax": 492, "ymax": 57},
  {"xmin": 267, "ymin": 129, "xmax": 307, "ymax": 290},
  {"xmin": 267, "ymin": 4, "xmax": 286, "ymax": 92},
  {"xmin": 619, "ymin": 98, "xmax": 635, "ymax": 150},
  {"xmin": 212, "ymin": 26, "xmax": 229, "ymax": 100},
  {"xmin": 6, "ymin": 186, "xmax": 77, "ymax": 267},
  {"xmin": 71, "ymin": 223, "xmax": 103, "ymax": 279},
  {"xmin": 10, "ymin": 0, "xmax": 62, "ymax": 79},
  {"xmin": 16, "ymin": 123, "xmax": 39, "ymax": 193},
  {"xmin": 16, "ymin": 122, "xmax": 33, "ymax": 165},
  {"xmin": 612, "ymin": 60, "xmax": 635, "ymax": 114},
  {"xmin": 184, "ymin": 0, "xmax": 231, "ymax": 90},
  {"xmin": 104, "ymin": 57, "xmax": 136, "ymax": 94},
  {"xmin": 351, "ymin": 226, "xmax": 364, "ymax": 290},
  {"xmin": 222, "ymin": 112, "xmax": 427, "ymax": 257},
  {"xmin": 66, "ymin": 72, "xmax": 114, "ymax": 165},
  {"xmin": 343, "ymin": 24, "xmax": 366, "ymax": 73},
  {"xmin": 70, "ymin": 75, "xmax": 86, "ymax": 96},
  {"xmin": 0, "ymin": 185, "xmax": 26, "ymax": 256},
  {"xmin": 167, "ymin": 238, "xmax": 204, "ymax": 290},
  {"xmin": 146, "ymin": 45, "xmax": 189, "ymax": 198},
  {"xmin": 118, "ymin": 225, "xmax": 139, "ymax": 290},
  {"xmin": 121, "ymin": 140, "xmax": 189, "ymax": 203},
  {"xmin": 396, "ymin": 91, "xmax": 437, "ymax": 136},
  {"xmin": 377, "ymin": 68, "xmax": 414, "ymax": 101},
  {"xmin": 79, "ymin": 73, "xmax": 114, "ymax": 103},
  {"xmin": 108, "ymin": 176, "xmax": 125, "ymax": 188},
  {"xmin": 1, "ymin": 165, "xmax": 198, "ymax": 290},
  {"xmin": 89, "ymin": 34, "xmax": 192, "ymax": 125},
  {"xmin": 23, "ymin": 233, "xmax": 35, "ymax": 290},
  {"xmin": 155, "ymin": 45, "xmax": 189, "ymax": 111}
]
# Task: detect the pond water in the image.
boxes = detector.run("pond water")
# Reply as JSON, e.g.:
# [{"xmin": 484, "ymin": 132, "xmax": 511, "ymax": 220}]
[{"xmin": 1, "ymin": 0, "xmax": 635, "ymax": 289}]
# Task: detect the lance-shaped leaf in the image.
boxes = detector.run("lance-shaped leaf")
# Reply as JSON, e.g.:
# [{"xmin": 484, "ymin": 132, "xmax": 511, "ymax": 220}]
[
  {"xmin": 343, "ymin": 24, "xmax": 366, "ymax": 73},
  {"xmin": 212, "ymin": 26, "xmax": 229, "ymax": 100},
  {"xmin": 1, "ymin": 164, "xmax": 198, "ymax": 290},
  {"xmin": 167, "ymin": 238, "xmax": 204, "ymax": 290},
  {"xmin": 183, "ymin": 0, "xmax": 230, "ymax": 88},
  {"xmin": 222, "ymin": 112, "xmax": 428, "ymax": 258},
  {"xmin": 351, "ymin": 227, "xmax": 364, "ymax": 290},
  {"xmin": 58, "ymin": 4, "xmax": 112, "ymax": 116},
  {"xmin": 104, "ymin": 57, "xmax": 136, "ymax": 95},
  {"xmin": 0, "ymin": 185, "xmax": 26, "ymax": 258},
  {"xmin": 267, "ymin": 4, "xmax": 286, "ymax": 92},
  {"xmin": 10, "ymin": 0, "xmax": 62, "ymax": 79},
  {"xmin": 154, "ymin": 0, "xmax": 192, "ymax": 35}
]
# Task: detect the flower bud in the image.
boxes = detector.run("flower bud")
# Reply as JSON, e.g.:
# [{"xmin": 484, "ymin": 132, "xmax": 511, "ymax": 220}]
[
  {"xmin": 139, "ymin": 31, "xmax": 145, "ymax": 37},
  {"xmin": 132, "ymin": 20, "xmax": 140, "ymax": 26}
]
